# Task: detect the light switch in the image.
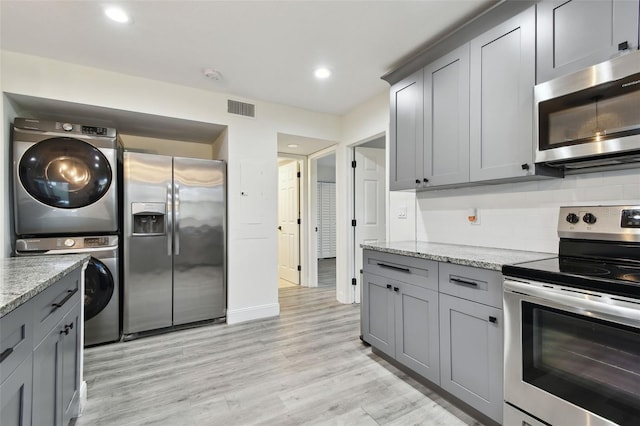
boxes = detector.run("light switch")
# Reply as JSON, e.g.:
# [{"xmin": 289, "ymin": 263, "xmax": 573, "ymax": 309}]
[{"xmin": 398, "ymin": 205, "xmax": 407, "ymax": 219}]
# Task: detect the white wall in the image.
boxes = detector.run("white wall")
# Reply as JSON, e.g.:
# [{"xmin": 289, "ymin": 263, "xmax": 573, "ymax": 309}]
[
  {"xmin": 337, "ymin": 91, "xmax": 391, "ymax": 303},
  {"xmin": 1, "ymin": 51, "xmax": 342, "ymax": 323},
  {"xmin": 417, "ymin": 169, "xmax": 640, "ymax": 254},
  {"xmin": 120, "ymin": 134, "xmax": 214, "ymax": 159}
]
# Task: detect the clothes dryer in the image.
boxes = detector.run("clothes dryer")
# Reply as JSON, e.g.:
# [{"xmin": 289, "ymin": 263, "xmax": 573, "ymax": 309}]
[
  {"xmin": 13, "ymin": 118, "xmax": 120, "ymax": 236},
  {"xmin": 16, "ymin": 235, "xmax": 121, "ymax": 346}
]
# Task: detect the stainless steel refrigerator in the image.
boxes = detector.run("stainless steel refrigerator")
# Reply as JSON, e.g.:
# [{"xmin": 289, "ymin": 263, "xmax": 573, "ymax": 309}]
[{"xmin": 123, "ymin": 152, "xmax": 226, "ymax": 336}]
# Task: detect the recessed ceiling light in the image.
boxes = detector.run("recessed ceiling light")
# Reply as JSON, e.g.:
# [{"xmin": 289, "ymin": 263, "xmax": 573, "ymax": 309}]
[
  {"xmin": 314, "ymin": 67, "xmax": 332, "ymax": 79},
  {"xmin": 105, "ymin": 7, "xmax": 131, "ymax": 24},
  {"xmin": 287, "ymin": 144, "xmax": 299, "ymax": 148}
]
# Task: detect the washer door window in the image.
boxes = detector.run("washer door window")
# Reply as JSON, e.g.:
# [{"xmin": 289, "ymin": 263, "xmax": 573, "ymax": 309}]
[
  {"xmin": 84, "ymin": 258, "xmax": 114, "ymax": 321},
  {"xmin": 19, "ymin": 137, "xmax": 112, "ymax": 209}
]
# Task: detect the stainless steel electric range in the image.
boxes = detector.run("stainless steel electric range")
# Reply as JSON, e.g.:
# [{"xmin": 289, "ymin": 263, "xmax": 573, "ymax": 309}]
[{"xmin": 502, "ymin": 205, "xmax": 640, "ymax": 426}]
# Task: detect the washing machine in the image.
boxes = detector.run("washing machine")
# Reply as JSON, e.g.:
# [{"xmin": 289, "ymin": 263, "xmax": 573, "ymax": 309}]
[
  {"xmin": 13, "ymin": 117, "xmax": 120, "ymax": 237},
  {"xmin": 16, "ymin": 235, "xmax": 121, "ymax": 346}
]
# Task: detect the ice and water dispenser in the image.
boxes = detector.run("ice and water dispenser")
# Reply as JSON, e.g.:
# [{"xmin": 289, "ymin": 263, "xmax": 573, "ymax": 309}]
[{"xmin": 131, "ymin": 203, "xmax": 166, "ymax": 235}]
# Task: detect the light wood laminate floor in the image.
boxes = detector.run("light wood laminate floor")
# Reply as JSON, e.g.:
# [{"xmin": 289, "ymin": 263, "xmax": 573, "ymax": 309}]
[{"xmin": 75, "ymin": 286, "xmax": 483, "ymax": 426}]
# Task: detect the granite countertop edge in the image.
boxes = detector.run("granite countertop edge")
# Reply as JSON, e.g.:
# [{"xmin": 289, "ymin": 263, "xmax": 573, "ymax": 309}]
[
  {"xmin": 361, "ymin": 241, "xmax": 556, "ymax": 271},
  {"xmin": 1, "ymin": 254, "xmax": 90, "ymax": 318}
]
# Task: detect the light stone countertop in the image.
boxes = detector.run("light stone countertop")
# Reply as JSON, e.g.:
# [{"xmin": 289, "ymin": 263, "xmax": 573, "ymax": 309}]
[
  {"xmin": 361, "ymin": 241, "xmax": 556, "ymax": 271},
  {"xmin": 0, "ymin": 254, "xmax": 90, "ymax": 317}
]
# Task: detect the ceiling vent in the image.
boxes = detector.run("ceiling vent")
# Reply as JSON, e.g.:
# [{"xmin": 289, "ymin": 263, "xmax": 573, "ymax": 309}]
[{"xmin": 227, "ymin": 100, "xmax": 255, "ymax": 118}]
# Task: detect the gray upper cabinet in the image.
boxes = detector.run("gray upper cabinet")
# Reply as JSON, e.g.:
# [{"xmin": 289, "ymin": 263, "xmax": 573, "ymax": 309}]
[
  {"xmin": 469, "ymin": 7, "xmax": 536, "ymax": 182},
  {"xmin": 390, "ymin": 69, "xmax": 424, "ymax": 190},
  {"xmin": 423, "ymin": 44, "xmax": 470, "ymax": 187},
  {"xmin": 537, "ymin": 0, "xmax": 640, "ymax": 84}
]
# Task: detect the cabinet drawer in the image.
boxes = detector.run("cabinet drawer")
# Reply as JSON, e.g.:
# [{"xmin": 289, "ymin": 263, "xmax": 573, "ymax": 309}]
[
  {"xmin": 0, "ymin": 302, "xmax": 33, "ymax": 384},
  {"xmin": 364, "ymin": 250, "xmax": 438, "ymax": 291},
  {"xmin": 32, "ymin": 269, "xmax": 81, "ymax": 344},
  {"xmin": 439, "ymin": 263, "xmax": 502, "ymax": 308}
]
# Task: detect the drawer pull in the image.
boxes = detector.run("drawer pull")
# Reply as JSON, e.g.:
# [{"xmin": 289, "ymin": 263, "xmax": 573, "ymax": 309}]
[
  {"xmin": 51, "ymin": 288, "xmax": 79, "ymax": 312},
  {"xmin": 450, "ymin": 277, "xmax": 478, "ymax": 287},
  {"xmin": 377, "ymin": 263, "xmax": 410, "ymax": 273},
  {"xmin": 0, "ymin": 347, "xmax": 14, "ymax": 363}
]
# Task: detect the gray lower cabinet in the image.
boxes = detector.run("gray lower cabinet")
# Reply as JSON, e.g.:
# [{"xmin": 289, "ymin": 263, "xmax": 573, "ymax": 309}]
[
  {"xmin": 469, "ymin": 6, "xmax": 536, "ymax": 182},
  {"xmin": 439, "ymin": 293, "xmax": 503, "ymax": 423},
  {"xmin": 537, "ymin": 0, "xmax": 640, "ymax": 84},
  {"xmin": 362, "ymin": 250, "xmax": 504, "ymax": 423},
  {"xmin": 0, "ymin": 265, "xmax": 82, "ymax": 426},
  {"xmin": 362, "ymin": 273, "xmax": 440, "ymax": 384},
  {"xmin": 394, "ymin": 282, "xmax": 440, "ymax": 384},
  {"xmin": 0, "ymin": 353, "xmax": 33, "ymax": 426},
  {"xmin": 33, "ymin": 301, "xmax": 81, "ymax": 426},
  {"xmin": 362, "ymin": 250, "xmax": 440, "ymax": 384}
]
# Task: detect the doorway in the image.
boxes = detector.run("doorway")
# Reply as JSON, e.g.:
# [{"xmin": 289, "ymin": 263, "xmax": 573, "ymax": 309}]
[
  {"xmin": 352, "ymin": 136, "xmax": 386, "ymax": 303},
  {"xmin": 277, "ymin": 158, "xmax": 301, "ymax": 288},
  {"xmin": 315, "ymin": 153, "xmax": 336, "ymax": 287}
]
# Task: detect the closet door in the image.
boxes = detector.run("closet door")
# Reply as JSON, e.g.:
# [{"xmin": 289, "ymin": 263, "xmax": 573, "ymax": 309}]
[{"xmin": 317, "ymin": 182, "xmax": 336, "ymax": 258}]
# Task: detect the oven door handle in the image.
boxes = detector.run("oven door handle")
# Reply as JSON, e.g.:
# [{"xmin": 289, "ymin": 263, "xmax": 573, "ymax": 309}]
[{"xmin": 504, "ymin": 279, "xmax": 640, "ymax": 327}]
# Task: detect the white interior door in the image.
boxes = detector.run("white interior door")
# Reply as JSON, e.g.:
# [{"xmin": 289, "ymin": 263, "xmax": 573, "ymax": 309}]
[
  {"xmin": 355, "ymin": 146, "xmax": 386, "ymax": 302},
  {"xmin": 278, "ymin": 160, "xmax": 300, "ymax": 284}
]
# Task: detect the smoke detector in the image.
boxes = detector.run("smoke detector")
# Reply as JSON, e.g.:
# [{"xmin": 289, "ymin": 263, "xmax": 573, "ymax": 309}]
[{"xmin": 203, "ymin": 68, "xmax": 222, "ymax": 81}]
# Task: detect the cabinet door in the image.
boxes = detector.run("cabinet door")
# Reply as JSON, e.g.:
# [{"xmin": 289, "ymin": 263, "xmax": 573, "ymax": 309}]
[
  {"xmin": 469, "ymin": 7, "xmax": 536, "ymax": 182},
  {"xmin": 0, "ymin": 354, "xmax": 32, "ymax": 426},
  {"xmin": 33, "ymin": 322, "xmax": 63, "ymax": 426},
  {"xmin": 61, "ymin": 303, "xmax": 81, "ymax": 426},
  {"xmin": 362, "ymin": 273, "xmax": 395, "ymax": 358},
  {"xmin": 424, "ymin": 44, "xmax": 470, "ymax": 187},
  {"xmin": 439, "ymin": 293, "xmax": 503, "ymax": 423},
  {"xmin": 395, "ymin": 284, "xmax": 440, "ymax": 385},
  {"xmin": 390, "ymin": 69, "xmax": 424, "ymax": 190},
  {"xmin": 537, "ymin": 0, "xmax": 640, "ymax": 83}
]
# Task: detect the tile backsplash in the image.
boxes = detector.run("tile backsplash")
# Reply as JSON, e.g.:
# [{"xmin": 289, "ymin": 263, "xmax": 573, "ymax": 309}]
[{"xmin": 416, "ymin": 168, "xmax": 640, "ymax": 254}]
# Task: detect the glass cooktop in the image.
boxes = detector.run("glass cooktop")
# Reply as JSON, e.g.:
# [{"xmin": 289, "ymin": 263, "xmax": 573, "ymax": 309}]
[{"xmin": 503, "ymin": 257, "xmax": 640, "ymax": 300}]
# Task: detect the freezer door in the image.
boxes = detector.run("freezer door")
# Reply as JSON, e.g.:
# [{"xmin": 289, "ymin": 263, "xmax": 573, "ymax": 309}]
[
  {"xmin": 123, "ymin": 152, "xmax": 174, "ymax": 334},
  {"xmin": 173, "ymin": 157, "xmax": 226, "ymax": 325}
]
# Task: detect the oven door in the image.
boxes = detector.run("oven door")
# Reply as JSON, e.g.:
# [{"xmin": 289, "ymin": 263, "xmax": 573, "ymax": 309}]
[{"xmin": 504, "ymin": 278, "xmax": 640, "ymax": 426}]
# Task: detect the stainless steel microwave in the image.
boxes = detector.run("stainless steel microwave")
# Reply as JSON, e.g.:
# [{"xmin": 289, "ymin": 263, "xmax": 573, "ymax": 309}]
[{"xmin": 535, "ymin": 50, "xmax": 640, "ymax": 169}]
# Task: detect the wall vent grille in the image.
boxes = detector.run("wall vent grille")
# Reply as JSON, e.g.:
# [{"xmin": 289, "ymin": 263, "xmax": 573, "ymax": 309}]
[{"xmin": 227, "ymin": 100, "xmax": 255, "ymax": 118}]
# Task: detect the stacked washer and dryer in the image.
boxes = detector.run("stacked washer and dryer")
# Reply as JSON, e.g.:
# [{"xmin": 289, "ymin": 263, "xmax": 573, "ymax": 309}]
[{"xmin": 13, "ymin": 118, "xmax": 122, "ymax": 346}]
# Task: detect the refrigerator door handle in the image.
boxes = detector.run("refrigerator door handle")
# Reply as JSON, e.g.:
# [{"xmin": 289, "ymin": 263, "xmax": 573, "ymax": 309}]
[
  {"xmin": 167, "ymin": 183, "xmax": 173, "ymax": 256},
  {"xmin": 174, "ymin": 183, "xmax": 180, "ymax": 256}
]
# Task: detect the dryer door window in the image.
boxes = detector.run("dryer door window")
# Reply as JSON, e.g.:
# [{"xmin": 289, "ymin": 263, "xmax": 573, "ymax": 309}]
[
  {"xmin": 19, "ymin": 137, "xmax": 112, "ymax": 209},
  {"xmin": 84, "ymin": 257, "xmax": 115, "ymax": 321}
]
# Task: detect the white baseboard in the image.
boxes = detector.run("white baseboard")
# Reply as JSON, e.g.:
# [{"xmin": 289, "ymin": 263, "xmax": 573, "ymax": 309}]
[
  {"xmin": 79, "ymin": 380, "xmax": 88, "ymax": 413},
  {"xmin": 226, "ymin": 303, "xmax": 280, "ymax": 324}
]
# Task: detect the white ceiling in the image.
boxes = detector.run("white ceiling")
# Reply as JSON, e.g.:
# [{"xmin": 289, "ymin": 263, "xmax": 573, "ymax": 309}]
[{"xmin": 0, "ymin": 0, "xmax": 497, "ymax": 117}]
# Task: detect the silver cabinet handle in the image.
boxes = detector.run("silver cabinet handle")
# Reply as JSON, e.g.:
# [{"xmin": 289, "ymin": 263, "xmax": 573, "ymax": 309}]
[
  {"xmin": 174, "ymin": 183, "xmax": 180, "ymax": 256},
  {"xmin": 167, "ymin": 183, "xmax": 173, "ymax": 256}
]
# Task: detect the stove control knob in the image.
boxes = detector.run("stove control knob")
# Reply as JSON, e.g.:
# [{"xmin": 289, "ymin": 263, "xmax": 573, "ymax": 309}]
[
  {"xmin": 566, "ymin": 213, "xmax": 579, "ymax": 224},
  {"xmin": 583, "ymin": 213, "xmax": 597, "ymax": 225}
]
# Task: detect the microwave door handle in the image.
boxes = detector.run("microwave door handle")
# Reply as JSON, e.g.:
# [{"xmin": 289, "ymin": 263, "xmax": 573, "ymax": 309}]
[
  {"xmin": 504, "ymin": 279, "xmax": 640, "ymax": 327},
  {"xmin": 174, "ymin": 183, "xmax": 180, "ymax": 256},
  {"xmin": 167, "ymin": 183, "xmax": 172, "ymax": 256}
]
